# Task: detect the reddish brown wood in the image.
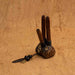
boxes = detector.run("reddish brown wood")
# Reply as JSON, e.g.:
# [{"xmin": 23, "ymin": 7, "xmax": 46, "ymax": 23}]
[
  {"xmin": 41, "ymin": 15, "xmax": 46, "ymax": 40},
  {"xmin": 36, "ymin": 29, "xmax": 44, "ymax": 43},
  {"xmin": 46, "ymin": 16, "xmax": 51, "ymax": 42}
]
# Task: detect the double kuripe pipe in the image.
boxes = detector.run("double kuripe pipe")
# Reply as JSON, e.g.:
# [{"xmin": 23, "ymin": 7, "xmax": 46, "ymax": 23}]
[{"xmin": 37, "ymin": 15, "xmax": 51, "ymax": 47}]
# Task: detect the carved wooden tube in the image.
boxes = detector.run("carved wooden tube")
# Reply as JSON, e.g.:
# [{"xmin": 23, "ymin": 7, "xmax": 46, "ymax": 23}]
[
  {"xmin": 36, "ymin": 29, "xmax": 45, "ymax": 47},
  {"xmin": 46, "ymin": 16, "xmax": 51, "ymax": 46},
  {"xmin": 41, "ymin": 15, "xmax": 46, "ymax": 40}
]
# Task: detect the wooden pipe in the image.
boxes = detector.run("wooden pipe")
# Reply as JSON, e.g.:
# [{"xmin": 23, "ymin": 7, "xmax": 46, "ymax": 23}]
[
  {"xmin": 41, "ymin": 15, "xmax": 46, "ymax": 40},
  {"xmin": 36, "ymin": 29, "xmax": 45, "ymax": 47},
  {"xmin": 46, "ymin": 16, "xmax": 51, "ymax": 46}
]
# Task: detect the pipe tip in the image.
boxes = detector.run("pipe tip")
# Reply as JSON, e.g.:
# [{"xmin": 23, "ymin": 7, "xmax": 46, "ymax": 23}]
[
  {"xmin": 46, "ymin": 16, "xmax": 50, "ymax": 20},
  {"xmin": 42, "ymin": 15, "xmax": 45, "ymax": 17},
  {"xmin": 36, "ymin": 29, "xmax": 40, "ymax": 32}
]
